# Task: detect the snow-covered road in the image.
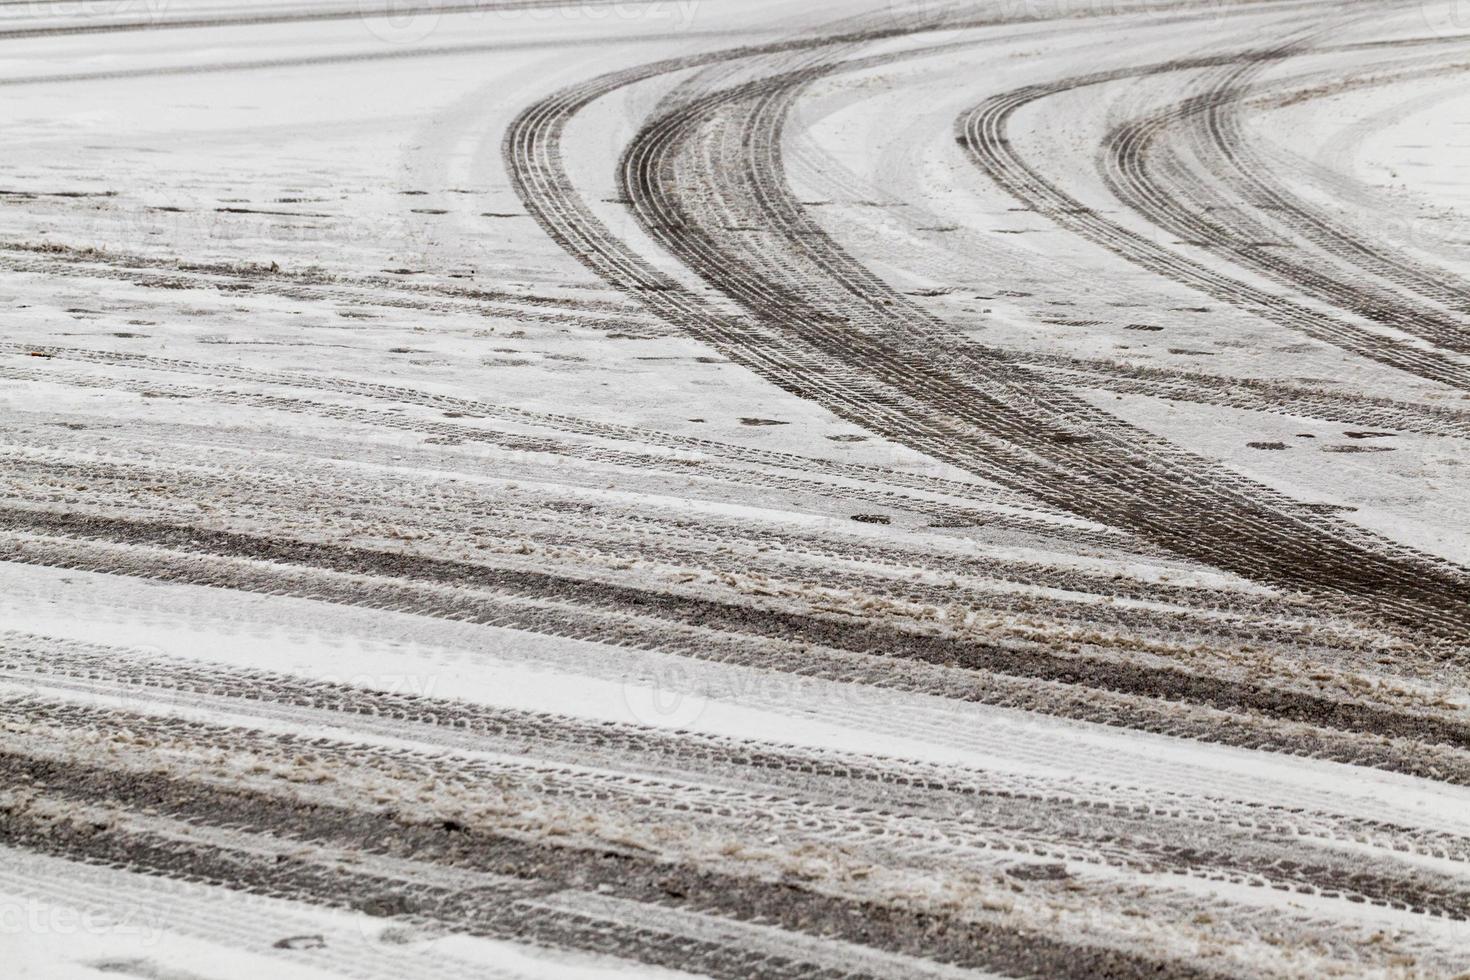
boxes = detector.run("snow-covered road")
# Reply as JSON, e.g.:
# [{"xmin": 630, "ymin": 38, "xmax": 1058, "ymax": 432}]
[{"xmin": 4, "ymin": 0, "xmax": 1470, "ymax": 976}]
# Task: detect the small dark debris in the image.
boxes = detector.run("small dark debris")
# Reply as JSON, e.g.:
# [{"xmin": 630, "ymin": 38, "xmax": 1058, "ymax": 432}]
[
  {"xmin": 1248, "ymin": 442, "xmax": 1288, "ymax": 450},
  {"xmin": 273, "ymin": 935, "xmax": 326, "ymax": 950},
  {"xmin": 739, "ymin": 418, "xmax": 789, "ymax": 427},
  {"xmin": 356, "ymin": 894, "xmax": 416, "ymax": 917},
  {"xmin": 851, "ymin": 514, "xmax": 892, "ymax": 525},
  {"xmin": 1, "ymin": 189, "xmax": 115, "ymax": 199},
  {"xmin": 215, "ymin": 206, "xmax": 330, "ymax": 218},
  {"xmin": 1006, "ymin": 863, "xmax": 1071, "ymax": 881},
  {"xmin": 827, "ymin": 434, "xmax": 868, "ymax": 443},
  {"xmin": 1344, "ymin": 431, "xmax": 1397, "ymax": 440}
]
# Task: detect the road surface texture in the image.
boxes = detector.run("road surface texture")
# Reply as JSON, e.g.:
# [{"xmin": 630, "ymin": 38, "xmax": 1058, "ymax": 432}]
[{"xmin": 3, "ymin": 0, "xmax": 1470, "ymax": 976}]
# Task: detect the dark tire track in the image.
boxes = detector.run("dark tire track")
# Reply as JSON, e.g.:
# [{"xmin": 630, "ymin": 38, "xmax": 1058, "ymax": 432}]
[{"xmin": 609, "ymin": 33, "xmax": 1470, "ymax": 640}]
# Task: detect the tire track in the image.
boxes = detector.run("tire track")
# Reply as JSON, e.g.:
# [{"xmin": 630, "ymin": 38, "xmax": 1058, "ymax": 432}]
[
  {"xmin": 4, "ymin": 509, "xmax": 1469, "ymax": 775},
  {"xmin": 609, "ymin": 26, "xmax": 1470, "ymax": 640},
  {"xmin": 11, "ymin": 631, "xmax": 1470, "ymax": 863},
  {"xmin": 1100, "ymin": 43, "xmax": 1470, "ymax": 357},
  {"xmin": 960, "ymin": 52, "xmax": 1470, "ymax": 389},
  {"xmin": 8, "ymin": 1, "xmax": 1470, "ymax": 971},
  {"xmin": 0, "ymin": 730, "xmax": 1248, "ymax": 980},
  {"xmin": 10, "ymin": 693, "xmax": 1470, "ymax": 940}
]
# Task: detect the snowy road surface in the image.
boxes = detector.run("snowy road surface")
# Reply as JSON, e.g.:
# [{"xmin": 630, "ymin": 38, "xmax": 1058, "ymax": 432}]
[{"xmin": 4, "ymin": 0, "xmax": 1470, "ymax": 976}]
